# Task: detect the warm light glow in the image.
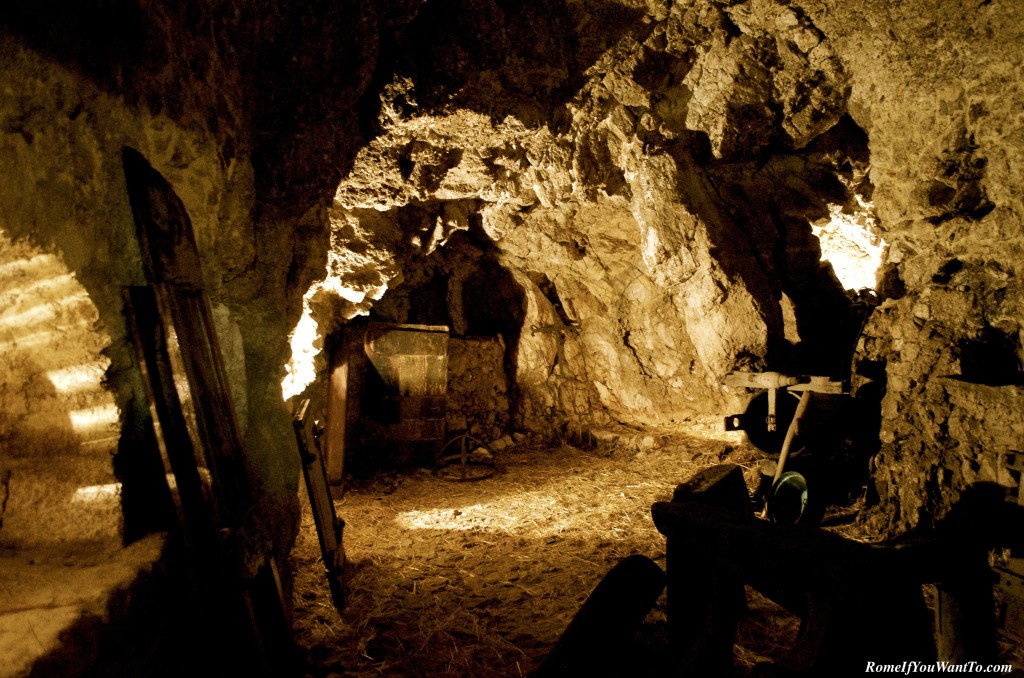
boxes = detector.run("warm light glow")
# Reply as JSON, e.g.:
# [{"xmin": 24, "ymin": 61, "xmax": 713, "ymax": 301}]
[
  {"xmin": 0, "ymin": 292, "xmax": 89, "ymax": 329},
  {"xmin": 811, "ymin": 200, "xmax": 887, "ymax": 291},
  {"xmin": 280, "ymin": 273, "xmax": 390, "ymax": 400},
  {"xmin": 1, "ymin": 227, "xmax": 120, "ymax": 461},
  {"xmin": 281, "ymin": 306, "xmax": 321, "ymax": 400},
  {"xmin": 71, "ymin": 483, "xmax": 121, "ymax": 504},
  {"xmin": 68, "ymin": 403, "xmax": 120, "ymax": 433},
  {"xmin": 398, "ymin": 502, "xmax": 524, "ymax": 532},
  {"xmin": 397, "ymin": 493, "xmax": 580, "ymax": 535},
  {"xmin": 0, "ymin": 272, "xmax": 76, "ymax": 299},
  {"xmin": 46, "ymin": 361, "xmax": 108, "ymax": 394},
  {"xmin": 0, "ymin": 329, "xmax": 61, "ymax": 352},
  {"xmin": 0, "ymin": 253, "xmax": 55, "ymax": 278}
]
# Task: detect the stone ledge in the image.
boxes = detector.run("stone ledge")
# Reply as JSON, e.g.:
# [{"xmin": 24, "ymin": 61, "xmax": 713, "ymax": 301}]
[{"xmin": 0, "ymin": 534, "xmax": 165, "ymax": 678}]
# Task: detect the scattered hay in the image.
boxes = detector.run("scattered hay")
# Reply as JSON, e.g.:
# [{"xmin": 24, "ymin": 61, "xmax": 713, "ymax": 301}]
[{"xmin": 289, "ymin": 432, "xmax": 832, "ymax": 677}]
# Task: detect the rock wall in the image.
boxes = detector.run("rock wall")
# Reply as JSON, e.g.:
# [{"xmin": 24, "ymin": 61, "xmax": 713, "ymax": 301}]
[
  {"xmin": 5, "ymin": 0, "xmax": 1023, "ymax": 553},
  {"xmin": 446, "ymin": 337, "xmax": 511, "ymax": 439},
  {"xmin": 0, "ymin": 27, "xmax": 295, "ymax": 556},
  {"xmin": 279, "ymin": 0, "xmax": 1024, "ymax": 534},
  {"xmin": 798, "ymin": 0, "xmax": 1024, "ymax": 532},
  {"xmin": 1, "ymin": 0, "xmax": 429, "ymax": 558},
  {"xmin": 0, "ymin": 231, "xmax": 122, "ymax": 546},
  {"xmin": 291, "ymin": 0, "xmax": 869, "ymax": 441}
]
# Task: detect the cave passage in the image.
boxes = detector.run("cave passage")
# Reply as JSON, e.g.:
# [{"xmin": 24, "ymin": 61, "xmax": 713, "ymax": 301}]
[{"xmin": 4, "ymin": 0, "xmax": 1024, "ymax": 676}]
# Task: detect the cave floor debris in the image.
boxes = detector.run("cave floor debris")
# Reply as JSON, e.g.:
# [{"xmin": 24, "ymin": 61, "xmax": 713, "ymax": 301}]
[{"xmin": 289, "ymin": 429, "xmax": 847, "ymax": 677}]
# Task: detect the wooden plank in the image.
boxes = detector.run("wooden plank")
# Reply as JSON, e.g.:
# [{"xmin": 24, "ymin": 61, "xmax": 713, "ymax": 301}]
[
  {"xmin": 293, "ymin": 398, "xmax": 346, "ymax": 613},
  {"xmin": 122, "ymin": 147, "xmax": 299, "ymax": 677},
  {"xmin": 364, "ymin": 322, "xmax": 449, "ymax": 395},
  {"xmin": 121, "ymin": 147, "xmax": 204, "ymax": 288},
  {"xmin": 153, "ymin": 284, "xmax": 251, "ymax": 525},
  {"xmin": 652, "ymin": 500, "xmax": 936, "ymax": 673},
  {"xmin": 123, "ymin": 286, "xmax": 214, "ymax": 548},
  {"xmin": 324, "ymin": 347, "xmax": 348, "ymax": 487}
]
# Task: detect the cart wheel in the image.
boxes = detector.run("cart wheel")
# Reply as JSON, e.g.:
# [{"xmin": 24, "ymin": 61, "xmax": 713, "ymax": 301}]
[{"xmin": 433, "ymin": 433, "xmax": 497, "ymax": 482}]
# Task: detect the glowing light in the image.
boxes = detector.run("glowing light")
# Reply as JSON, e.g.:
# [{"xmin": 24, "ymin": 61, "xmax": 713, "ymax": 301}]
[
  {"xmin": 811, "ymin": 201, "xmax": 887, "ymax": 292},
  {"xmin": 641, "ymin": 224, "xmax": 662, "ymax": 270},
  {"xmin": 0, "ymin": 253, "xmax": 56, "ymax": 277},
  {"xmin": 281, "ymin": 309, "xmax": 320, "ymax": 400},
  {"xmin": 0, "ymin": 301, "xmax": 57, "ymax": 328},
  {"xmin": 398, "ymin": 503, "xmax": 520, "ymax": 532},
  {"xmin": 397, "ymin": 494, "xmax": 574, "ymax": 535},
  {"xmin": 68, "ymin": 403, "xmax": 120, "ymax": 433},
  {"xmin": 0, "ymin": 273, "xmax": 76, "ymax": 302},
  {"xmin": 0, "ymin": 291, "xmax": 89, "ymax": 329},
  {"xmin": 71, "ymin": 483, "xmax": 121, "ymax": 504},
  {"xmin": 46, "ymin": 361, "xmax": 108, "ymax": 394},
  {"xmin": 327, "ymin": 282, "xmax": 366, "ymax": 305},
  {"xmin": 0, "ymin": 329, "xmax": 62, "ymax": 352},
  {"xmin": 280, "ymin": 276, "xmax": 391, "ymax": 401}
]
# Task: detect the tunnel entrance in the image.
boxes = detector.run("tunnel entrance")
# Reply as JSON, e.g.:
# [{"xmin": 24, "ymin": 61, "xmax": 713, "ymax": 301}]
[{"xmin": 314, "ymin": 226, "xmax": 527, "ymax": 485}]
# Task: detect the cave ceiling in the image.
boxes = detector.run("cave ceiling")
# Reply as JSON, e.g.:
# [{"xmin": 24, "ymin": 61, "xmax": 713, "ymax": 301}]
[{"xmin": 3, "ymin": 0, "xmax": 1024, "ymax": 533}]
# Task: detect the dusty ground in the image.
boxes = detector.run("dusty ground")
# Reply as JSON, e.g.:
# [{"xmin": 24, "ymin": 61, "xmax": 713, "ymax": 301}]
[
  {"xmin": 288, "ymin": 424, "xmax": 831, "ymax": 677},
  {"xmin": 288, "ymin": 427, "xmax": 1024, "ymax": 678}
]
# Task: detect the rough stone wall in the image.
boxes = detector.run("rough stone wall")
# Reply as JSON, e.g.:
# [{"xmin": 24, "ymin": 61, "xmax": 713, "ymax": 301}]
[
  {"xmin": 446, "ymin": 337, "xmax": 510, "ymax": 439},
  {"xmin": 281, "ymin": 0, "xmax": 1024, "ymax": 535},
  {"xmin": 797, "ymin": 0, "xmax": 1024, "ymax": 532},
  {"xmin": 0, "ymin": 30, "xmax": 291, "ymax": 553},
  {"xmin": 293, "ymin": 0, "xmax": 864, "ymax": 440},
  {"xmin": 6, "ymin": 0, "xmax": 1022, "ymax": 550},
  {"xmin": 1, "ymin": 0, "xmax": 427, "ymax": 558},
  {"xmin": 0, "ymin": 231, "xmax": 122, "ymax": 546}
]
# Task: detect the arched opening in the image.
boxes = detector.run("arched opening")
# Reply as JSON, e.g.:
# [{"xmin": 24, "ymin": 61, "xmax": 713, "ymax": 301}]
[
  {"xmin": 0, "ymin": 227, "xmax": 121, "ymax": 547},
  {"xmin": 290, "ymin": 215, "xmax": 530, "ymax": 480},
  {"xmin": 7, "ymin": 1, "xmax": 1024, "ymax": 675}
]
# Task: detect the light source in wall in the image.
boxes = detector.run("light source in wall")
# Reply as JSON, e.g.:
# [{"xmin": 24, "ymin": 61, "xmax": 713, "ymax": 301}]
[
  {"xmin": 0, "ymin": 329, "xmax": 60, "ymax": 352},
  {"xmin": 46, "ymin": 361, "xmax": 109, "ymax": 394},
  {"xmin": 282, "ymin": 304, "xmax": 321, "ymax": 401},
  {"xmin": 68, "ymin": 403, "xmax": 120, "ymax": 434},
  {"xmin": 0, "ymin": 252, "xmax": 57, "ymax": 278},
  {"xmin": 811, "ymin": 198, "xmax": 887, "ymax": 292},
  {"xmin": 0, "ymin": 290, "xmax": 88, "ymax": 329}
]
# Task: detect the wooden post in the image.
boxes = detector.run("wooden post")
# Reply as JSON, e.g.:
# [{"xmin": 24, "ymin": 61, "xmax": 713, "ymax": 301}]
[
  {"xmin": 533, "ymin": 555, "xmax": 665, "ymax": 677},
  {"xmin": 666, "ymin": 465, "xmax": 750, "ymax": 676},
  {"xmin": 324, "ymin": 342, "xmax": 348, "ymax": 488}
]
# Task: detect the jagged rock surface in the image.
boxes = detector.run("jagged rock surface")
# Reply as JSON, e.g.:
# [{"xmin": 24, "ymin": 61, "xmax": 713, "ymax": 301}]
[
  {"xmin": 3, "ymin": 0, "xmax": 1023, "ymax": 554},
  {"xmin": 302, "ymin": 0, "xmax": 865, "ymax": 439}
]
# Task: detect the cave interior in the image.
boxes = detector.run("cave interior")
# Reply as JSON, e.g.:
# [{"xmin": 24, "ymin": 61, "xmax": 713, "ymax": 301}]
[{"xmin": 2, "ymin": 0, "xmax": 1024, "ymax": 676}]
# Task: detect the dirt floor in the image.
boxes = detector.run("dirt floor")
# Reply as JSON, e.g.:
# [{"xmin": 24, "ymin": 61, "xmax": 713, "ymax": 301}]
[
  {"xmin": 289, "ymin": 422, "xmax": 845, "ymax": 677},
  {"xmin": 288, "ymin": 422, "xmax": 1024, "ymax": 677}
]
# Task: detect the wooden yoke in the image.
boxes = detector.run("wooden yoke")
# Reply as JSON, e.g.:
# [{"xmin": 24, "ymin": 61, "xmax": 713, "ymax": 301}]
[{"xmin": 653, "ymin": 467, "xmax": 1024, "ymax": 676}]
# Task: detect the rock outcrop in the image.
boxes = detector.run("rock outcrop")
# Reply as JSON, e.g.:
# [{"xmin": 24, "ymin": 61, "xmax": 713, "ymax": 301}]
[{"xmin": 3, "ymin": 0, "xmax": 1023, "ymax": 554}]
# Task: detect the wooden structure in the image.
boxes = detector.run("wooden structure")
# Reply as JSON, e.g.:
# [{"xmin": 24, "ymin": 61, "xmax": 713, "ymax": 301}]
[
  {"xmin": 652, "ymin": 465, "xmax": 1024, "ymax": 675},
  {"xmin": 325, "ymin": 322, "xmax": 450, "ymax": 475},
  {"xmin": 121, "ymin": 147, "xmax": 298, "ymax": 676},
  {"xmin": 292, "ymin": 398, "xmax": 346, "ymax": 613}
]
